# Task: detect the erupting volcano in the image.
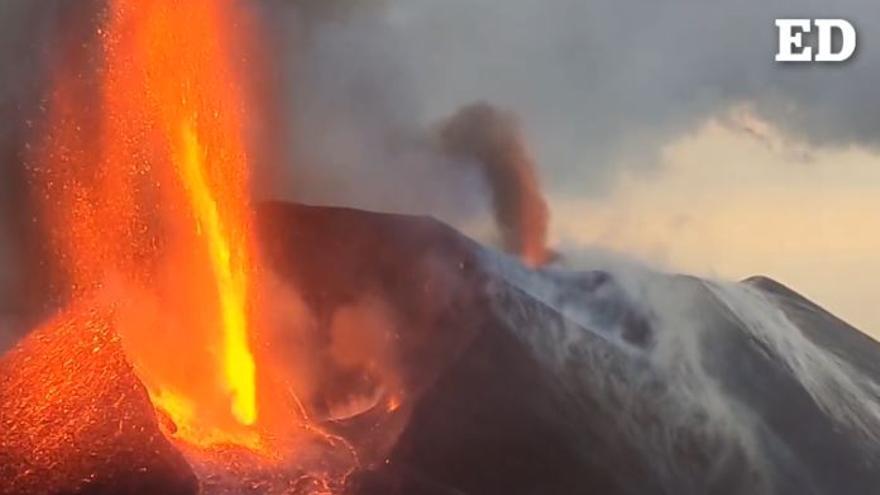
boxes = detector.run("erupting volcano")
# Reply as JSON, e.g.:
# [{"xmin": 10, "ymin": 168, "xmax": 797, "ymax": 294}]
[
  {"xmin": 5, "ymin": 2, "xmax": 880, "ymax": 495},
  {"xmin": 36, "ymin": 0, "xmax": 262, "ymax": 451}
]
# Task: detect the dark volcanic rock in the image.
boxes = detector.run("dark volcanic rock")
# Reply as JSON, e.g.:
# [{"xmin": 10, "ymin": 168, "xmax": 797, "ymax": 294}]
[
  {"xmin": 257, "ymin": 201, "xmax": 488, "ymax": 400},
  {"xmin": 258, "ymin": 202, "xmax": 655, "ymax": 494},
  {"xmin": 259, "ymin": 204, "xmax": 880, "ymax": 495}
]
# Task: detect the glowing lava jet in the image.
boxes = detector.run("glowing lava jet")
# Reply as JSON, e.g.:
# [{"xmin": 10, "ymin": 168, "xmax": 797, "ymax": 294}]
[{"xmin": 34, "ymin": 0, "xmax": 262, "ymax": 451}]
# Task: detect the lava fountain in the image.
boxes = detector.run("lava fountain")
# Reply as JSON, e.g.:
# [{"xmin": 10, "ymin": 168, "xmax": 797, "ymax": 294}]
[{"xmin": 34, "ymin": 0, "xmax": 264, "ymax": 451}]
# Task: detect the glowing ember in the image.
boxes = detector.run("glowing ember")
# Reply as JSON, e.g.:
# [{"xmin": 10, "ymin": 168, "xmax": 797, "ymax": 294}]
[{"xmin": 33, "ymin": 0, "xmax": 262, "ymax": 450}]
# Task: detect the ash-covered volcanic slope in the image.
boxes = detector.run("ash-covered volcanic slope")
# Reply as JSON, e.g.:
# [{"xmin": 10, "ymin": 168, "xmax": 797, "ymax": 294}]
[
  {"xmin": 3, "ymin": 201, "xmax": 880, "ymax": 494},
  {"xmin": 258, "ymin": 202, "xmax": 880, "ymax": 495}
]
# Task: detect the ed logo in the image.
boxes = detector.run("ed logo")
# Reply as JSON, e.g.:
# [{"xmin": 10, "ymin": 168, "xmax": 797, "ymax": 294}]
[{"xmin": 775, "ymin": 19, "xmax": 857, "ymax": 62}]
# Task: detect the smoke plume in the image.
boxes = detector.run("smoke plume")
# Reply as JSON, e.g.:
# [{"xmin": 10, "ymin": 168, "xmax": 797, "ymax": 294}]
[{"xmin": 438, "ymin": 102, "xmax": 550, "ymax": 266}]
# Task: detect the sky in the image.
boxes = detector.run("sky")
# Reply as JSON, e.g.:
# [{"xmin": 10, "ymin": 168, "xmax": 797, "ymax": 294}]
[
  {"xmin": 1, "ymin": 0, "xmax": 879, "ymax": 339},
  {"xmin": 262, "ymin": 0, "xmax": 880, "ymax": 335},
  {"xmin": 553, "ymin": 110, "xmax": 880, "ymax": 335}
]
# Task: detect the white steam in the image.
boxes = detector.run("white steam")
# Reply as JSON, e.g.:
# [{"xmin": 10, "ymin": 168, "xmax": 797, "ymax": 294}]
[
  {"xmin": 479, "ymin": 247, "xmax": 880, "ymax": 493},
  {"xmin": 706, "ymin": 281, "xmax": 880, "ymax": 443}
]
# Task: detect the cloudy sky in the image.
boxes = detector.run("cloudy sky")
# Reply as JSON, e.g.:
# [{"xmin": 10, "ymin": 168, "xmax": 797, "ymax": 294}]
[
  {"xmin": 269, "ymin": 0, "xmax": 880, "ymax": 335},
  {"xmin": 1, "ymin": 0, "xmax": 879, "ymax": 339}
]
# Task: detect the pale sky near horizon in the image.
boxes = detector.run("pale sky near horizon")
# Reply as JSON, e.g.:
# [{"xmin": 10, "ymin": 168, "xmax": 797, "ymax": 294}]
[{"xmin": 552, "ymin": 109, "xmax": 880, "ymax": 338}]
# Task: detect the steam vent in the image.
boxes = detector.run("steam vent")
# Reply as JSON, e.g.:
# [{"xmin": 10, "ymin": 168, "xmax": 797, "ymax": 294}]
[{"xmin": 3, "ymin": 1, "xmax": 880, "ymax": 495}]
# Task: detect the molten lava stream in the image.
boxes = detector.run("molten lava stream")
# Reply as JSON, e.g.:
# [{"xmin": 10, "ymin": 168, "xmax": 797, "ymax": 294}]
[
  {"xmin": 105, "ymin": 0, "xmax": 268, "ymax": 451},
  {"xmin": 178, "ymin": 119, "xmax": 256, "ymax": 428},
  {"xmin": 35, "ymin": 0, "xmax": 267, "ymax": 453},
  {"xmin": 31, "ymin": 0, "xmax": 372, "ymax": 488}
]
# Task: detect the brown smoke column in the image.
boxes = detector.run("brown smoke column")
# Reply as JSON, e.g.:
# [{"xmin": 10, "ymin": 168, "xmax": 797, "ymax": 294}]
[{"xmin": 439, "ymin": 102, "xmax": 550, "ymax": 267}]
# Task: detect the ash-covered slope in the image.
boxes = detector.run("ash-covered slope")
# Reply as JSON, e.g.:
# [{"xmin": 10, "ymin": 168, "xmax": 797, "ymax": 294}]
[
  {"xmin": 3, "ymin": 202, "xmax": 879, "ymax": 494},
  {"xmin": 257, "ymin": 202, "xmax": 880, "ymax": 495},
  {"xmin": 744, "ymin": 276, "xmax": 880, "ymax": 384}
]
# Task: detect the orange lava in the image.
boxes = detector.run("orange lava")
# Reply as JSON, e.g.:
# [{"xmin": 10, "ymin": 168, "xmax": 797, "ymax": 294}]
[{"xmin": 34, "ymin": 0, "xmax": 262, "ymax": 451}]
